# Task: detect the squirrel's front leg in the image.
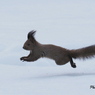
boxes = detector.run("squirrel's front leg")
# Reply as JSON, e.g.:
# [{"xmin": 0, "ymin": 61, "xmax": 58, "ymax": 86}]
[
  {"xmin": 20, "ymin": 56, "xmax": 35, "ymax": 62},
  {"xmin": 20, "ymin": 53, "xmax": 32, "ymax": 62},
  {"xmin": 20, "ymin": 53, "xmax": 40, "ymax": 62},
  {"xmin": 20, "ymin": 56, "xmax": 29, "ymax": 61}
]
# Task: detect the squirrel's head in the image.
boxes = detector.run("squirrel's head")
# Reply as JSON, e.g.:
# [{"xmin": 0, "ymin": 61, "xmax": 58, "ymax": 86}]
[{"xmin": 23, "ymin": 30, "xmax": 36, "ymax": 50}]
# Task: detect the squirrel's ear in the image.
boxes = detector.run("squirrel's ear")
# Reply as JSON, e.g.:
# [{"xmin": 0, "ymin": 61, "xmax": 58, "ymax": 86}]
[{"xmin": 27, "ymin": 30, "xmax": 36, "ymax": 39}]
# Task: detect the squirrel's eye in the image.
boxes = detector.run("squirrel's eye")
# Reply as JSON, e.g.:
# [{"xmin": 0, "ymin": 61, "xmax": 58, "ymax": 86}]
[{"xmin": 27, "ymin": 44, "xmax": 30, "ymax": 46}]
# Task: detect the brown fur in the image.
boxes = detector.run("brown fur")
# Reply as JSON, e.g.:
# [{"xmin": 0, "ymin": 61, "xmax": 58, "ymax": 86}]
[{"xmin": 20, "ymin": 30, "xmax": 95, "ymax": 68}]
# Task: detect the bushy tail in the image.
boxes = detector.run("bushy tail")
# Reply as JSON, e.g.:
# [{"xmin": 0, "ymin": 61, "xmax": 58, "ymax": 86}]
[{"xmin": 70, "ymin": 45, "xmax": 95, "ymax": 59}]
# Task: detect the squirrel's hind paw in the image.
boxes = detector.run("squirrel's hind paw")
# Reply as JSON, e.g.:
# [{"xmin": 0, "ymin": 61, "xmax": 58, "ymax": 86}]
[{"xmin": 71, "ymin": 63, "xmax": 77, "ymax": 68}]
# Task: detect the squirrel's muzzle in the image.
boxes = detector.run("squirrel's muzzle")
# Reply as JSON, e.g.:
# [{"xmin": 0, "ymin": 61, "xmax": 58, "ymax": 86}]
[{"xmin": 23, "ymin": 46, "xmax": 28, "ymax": 50}]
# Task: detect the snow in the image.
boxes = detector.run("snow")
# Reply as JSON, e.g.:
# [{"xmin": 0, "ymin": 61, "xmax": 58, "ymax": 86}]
[
  {"xmin": 0, "ymin": 0, "xmax": 95, "ymax": 95},
  {"xmin": 1, "ymin": 64, "xmax": 95, "ymax": 95}
]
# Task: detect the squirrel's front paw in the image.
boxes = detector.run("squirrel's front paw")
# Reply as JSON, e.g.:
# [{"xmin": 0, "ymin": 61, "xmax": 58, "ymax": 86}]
[{"xmin": 20, "ymin": 57, "xmax": 26, "ymax": 61}]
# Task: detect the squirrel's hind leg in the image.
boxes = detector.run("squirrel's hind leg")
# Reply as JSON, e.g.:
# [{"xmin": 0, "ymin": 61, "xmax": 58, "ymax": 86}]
[{"xmin": 69, "ymin": 56, "xmax": 76, "ymax": 68}]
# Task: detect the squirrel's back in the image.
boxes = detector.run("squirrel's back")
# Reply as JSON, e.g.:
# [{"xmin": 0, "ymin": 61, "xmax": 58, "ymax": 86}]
[{"xmin": 42, "ymin": 44, "xmax": 69, "ymax": 59}]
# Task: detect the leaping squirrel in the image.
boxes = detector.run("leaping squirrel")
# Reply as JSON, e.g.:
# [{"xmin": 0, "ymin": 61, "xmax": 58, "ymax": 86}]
[{"xmin": 20, "ymin": 30, "xmax": 95, "ymax": 68}]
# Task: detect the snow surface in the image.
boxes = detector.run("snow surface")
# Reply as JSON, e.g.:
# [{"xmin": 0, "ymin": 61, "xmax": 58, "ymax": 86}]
[{"xmin": 0, "ymin": 0, "xmax": 95, "ymax": 95}]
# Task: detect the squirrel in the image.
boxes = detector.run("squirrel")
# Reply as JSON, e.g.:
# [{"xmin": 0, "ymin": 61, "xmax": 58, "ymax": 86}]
[{"xmin": 20, "ymin": 30, "xmax": 95, "ymax": 68}]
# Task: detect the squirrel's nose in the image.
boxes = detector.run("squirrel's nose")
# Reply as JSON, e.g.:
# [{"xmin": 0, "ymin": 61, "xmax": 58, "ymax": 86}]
[
  {"xmin": 23, "ymin": 46, "xmax": 28, "ymax": 50},
  {"xmin": 23, "ymin": 46, "xmax": 26, "ymax": 49}
]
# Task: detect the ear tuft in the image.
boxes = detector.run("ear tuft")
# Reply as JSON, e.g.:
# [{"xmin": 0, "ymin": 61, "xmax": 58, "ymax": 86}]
[{"xmin": 28, "ymin": 30, "xmax": 36, "ymax": 39}]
